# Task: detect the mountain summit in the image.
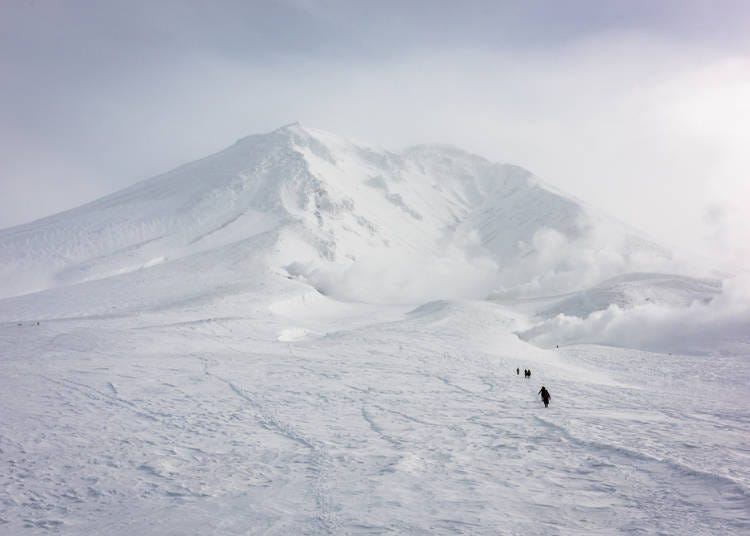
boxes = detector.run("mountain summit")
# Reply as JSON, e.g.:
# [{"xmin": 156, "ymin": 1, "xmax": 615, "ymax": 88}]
[{"xmin": 0, "ymin": 124, "xmax": 672, "ymax": 302}]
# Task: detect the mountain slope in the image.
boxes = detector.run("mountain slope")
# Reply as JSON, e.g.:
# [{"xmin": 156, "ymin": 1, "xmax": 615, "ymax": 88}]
[
  {"xmin": 1, "ymin": 125, "xmax": 749, "ymax": 534},
  {"xmin": 0, "ymin": 123, "xmax": 672, "ymax": 303}
]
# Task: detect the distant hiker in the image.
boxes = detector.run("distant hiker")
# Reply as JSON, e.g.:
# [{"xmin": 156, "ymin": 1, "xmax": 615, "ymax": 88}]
[
  {"xmin": 516, "ymin": 368, "xmax": 520, "ymax": 375},
  {"xmin": 539, "ymin": 386, "xmax": 551, "ymax": 407},
  {"xmin": 524, "ymin": 369, "xmax": 531, "ymax": 378}
]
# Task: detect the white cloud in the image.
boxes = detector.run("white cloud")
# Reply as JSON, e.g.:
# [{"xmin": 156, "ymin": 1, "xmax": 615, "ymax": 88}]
[
  {"xmin": 292, "ymin": 245, "xmax": 499, "ymax": 305},
  {"xmin": 492, "ymin": 215, "xmax": 680, "ymax": 298},
  {"xmin": 521, "ymin": 272, "xmax": 750, "ymax": 355}
]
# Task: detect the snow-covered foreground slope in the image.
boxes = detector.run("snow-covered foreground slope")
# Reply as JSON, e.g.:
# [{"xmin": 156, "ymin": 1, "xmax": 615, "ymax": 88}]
[
  {"xmin": 1, "ymin": 296, "xmax": 749, "ymax": 534},
  {"xmin": 1, "ymin": 124, "xmax": 750, "ymax": 533}
]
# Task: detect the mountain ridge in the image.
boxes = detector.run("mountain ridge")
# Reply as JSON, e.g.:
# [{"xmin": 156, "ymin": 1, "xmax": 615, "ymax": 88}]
[{"xmin": 0, "ymin": 124, "xmax": 673, "ymax": 302}]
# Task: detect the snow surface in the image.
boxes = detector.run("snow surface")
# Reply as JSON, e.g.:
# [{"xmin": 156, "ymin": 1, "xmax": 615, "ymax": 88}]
[{"xmin": 1, "ymin": 123, "xmax": 749, "ymax": 534}]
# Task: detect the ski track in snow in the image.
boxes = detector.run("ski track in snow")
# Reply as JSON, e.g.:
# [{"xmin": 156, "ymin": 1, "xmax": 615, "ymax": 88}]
[{"xmin": 1, "ymin": 309, "xmax": 749, "ymax": 535}]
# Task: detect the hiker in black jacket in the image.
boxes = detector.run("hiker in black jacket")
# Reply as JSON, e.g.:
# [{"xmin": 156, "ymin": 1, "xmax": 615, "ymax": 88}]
[{"xmin": 538, "ymin": 386, "xmax": 551, "ymax": 407}]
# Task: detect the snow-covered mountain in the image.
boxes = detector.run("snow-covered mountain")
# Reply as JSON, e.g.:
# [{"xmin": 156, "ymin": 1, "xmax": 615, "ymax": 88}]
[
  {"xmin": 2, "ymin": 123, "xmax": 746, "ymax": 353},
  {"xmin": 0, "ymin": 123, "xmax": 672, "ymax": 304},
  {"xmin": 2, "ymin": 124, "xmax": 749, "ymax": 534}
]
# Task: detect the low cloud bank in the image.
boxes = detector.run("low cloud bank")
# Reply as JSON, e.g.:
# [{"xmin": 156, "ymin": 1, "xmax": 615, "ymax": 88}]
[
  {"xmin": 493, "ymin": 219, "xmax": 682, "ymax": 299},
  {"xmin": 289, "ymin": 245, "xmax": 499, "ymax": 305},
  {"xmin": 289, "ymin": 218, "xmax": 691, "ymax": 306},
  {"xmin": 520, "ymin": 273, "xmax": 750, "ymax": 355}
]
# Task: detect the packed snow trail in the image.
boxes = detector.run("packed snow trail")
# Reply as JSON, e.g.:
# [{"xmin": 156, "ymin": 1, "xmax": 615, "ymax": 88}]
[{"xmin": 1, "ymin": 304, "xmax": 748, "ymax": 535}]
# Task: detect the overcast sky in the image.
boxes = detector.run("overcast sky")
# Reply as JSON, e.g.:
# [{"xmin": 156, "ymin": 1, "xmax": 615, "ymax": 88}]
[{"xmin": 1, "ymin": 0, "xmax": 749, "ymax": 268}]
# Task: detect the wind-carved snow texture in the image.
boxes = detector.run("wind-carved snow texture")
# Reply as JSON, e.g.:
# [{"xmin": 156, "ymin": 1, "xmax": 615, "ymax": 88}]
[{"xmin": 0, "ymin": 124, "xmax": 749, "ymax": 534}]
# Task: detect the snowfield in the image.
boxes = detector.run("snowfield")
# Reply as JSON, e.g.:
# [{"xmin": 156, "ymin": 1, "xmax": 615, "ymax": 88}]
[{"xmin": 1, "ymin": 124, "xmax": 748, "ymax": 534}]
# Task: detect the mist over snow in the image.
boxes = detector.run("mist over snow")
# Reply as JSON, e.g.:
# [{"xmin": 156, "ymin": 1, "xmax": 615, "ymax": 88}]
[
  {"xmin": 0, "ymin": 124, "xmax": 748, "ymax": 534},
  {"xmin": 518, "ymin": 273, "xmax": 750, "ymax": 355}
]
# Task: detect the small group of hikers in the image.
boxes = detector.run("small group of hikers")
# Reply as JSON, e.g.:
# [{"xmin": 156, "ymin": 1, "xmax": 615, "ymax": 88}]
[
  {"xmin": 516, "ymin": 367, "xmax": 551, "ymax": 408},
  {"xmin": 516, "ymin": 367, "xmax": 532, "ymax": 378}
]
